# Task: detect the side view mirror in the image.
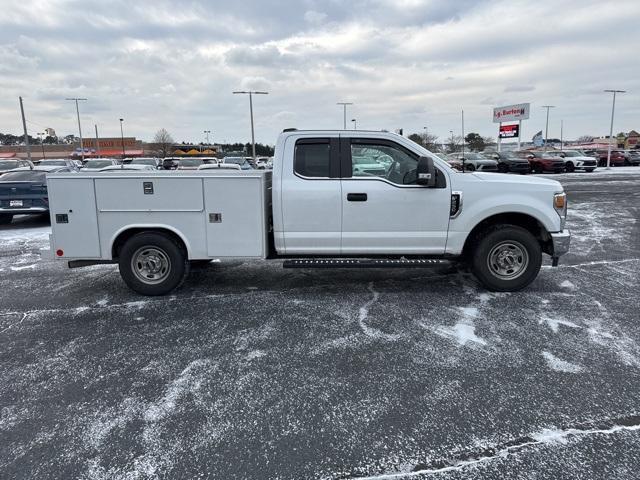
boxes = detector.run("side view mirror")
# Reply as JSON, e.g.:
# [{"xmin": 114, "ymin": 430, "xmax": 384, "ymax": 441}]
[{"xmin": 416, "ymin": 156, "xmax": 436, "ymax": 187}]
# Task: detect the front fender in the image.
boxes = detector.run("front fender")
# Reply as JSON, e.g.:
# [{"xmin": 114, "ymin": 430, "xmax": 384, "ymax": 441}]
[{"xmin": 445, "ymin": 192, "xmax": 560, "ymax": 255}]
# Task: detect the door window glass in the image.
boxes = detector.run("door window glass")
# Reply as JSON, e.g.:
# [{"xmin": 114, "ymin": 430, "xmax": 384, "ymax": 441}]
[
  {"xmin": 351, "ymin": 143, "xmax": 418, "ymax": 185},
  {"xmin": 295, "ymin": 141, "xmax": 330, "ymax": 178}
]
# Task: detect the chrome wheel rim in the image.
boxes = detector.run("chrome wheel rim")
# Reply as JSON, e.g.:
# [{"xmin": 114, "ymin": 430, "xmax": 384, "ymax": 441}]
[
  {"xmin": 131, "ymin": 246, "xmax": 171, "ymax": 285},
  {"xmin": 487, "ymin": 241, "xmax": 528, "ymax": 280}
]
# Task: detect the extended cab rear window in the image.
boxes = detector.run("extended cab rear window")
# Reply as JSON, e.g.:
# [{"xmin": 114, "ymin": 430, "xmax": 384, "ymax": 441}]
[{"xmin": 294, "ymin": 139, "xmax": 330, "ymax": 178}]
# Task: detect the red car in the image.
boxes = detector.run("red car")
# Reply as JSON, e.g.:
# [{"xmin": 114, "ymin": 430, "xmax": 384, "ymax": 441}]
[
  {"xmin": 520, "ymin": 152, "xmax": 565, "ymax": 173},
  {"xmin": 591, "ymin": 149, "xmax": 626, "ymax": 167}
]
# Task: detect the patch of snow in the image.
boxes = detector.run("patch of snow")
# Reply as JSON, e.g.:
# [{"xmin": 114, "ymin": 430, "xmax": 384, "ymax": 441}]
[
  {"xmin": 436, "ymin": 322, "xmax": 487, "ymax": 347},
  {"xmin": 246, "ymin": 349, "xmax": 266, "ymax": 360},
  {"xmin": 357, "ymin": 282, "xmax": 401, "ymax": 341},
  {"xmin": 559, "ymin": 280, "xmax": 576, "ymax": 290},
  {"xmin": 542, "ymin": 351, "xmax": 583, "ymax": 373},
  {"xmin": 143, "ymin": 359, "xmax": 212, "ymax": 423},
  {"xmin": 538, "ymin": 315, "xmax": 581, "ymax": 333},
  {"xmin": 9, "ymin": 264, "xmax": 37, "ymax": 271}
]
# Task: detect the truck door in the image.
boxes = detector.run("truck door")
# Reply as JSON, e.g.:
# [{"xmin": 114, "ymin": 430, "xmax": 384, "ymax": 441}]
[
  {"xmin": 340, "ymin": 137, "xmax": 451, "ymax": 254},
  {"xmin": 279, "ymin": 136, "xmax": 342, "ymax": 254}
]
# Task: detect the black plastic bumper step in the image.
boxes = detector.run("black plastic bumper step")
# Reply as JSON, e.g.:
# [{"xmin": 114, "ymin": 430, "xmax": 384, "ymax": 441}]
[{"xmin": 283, "ymin": 258, "xmax": 451, "ymax": 269}]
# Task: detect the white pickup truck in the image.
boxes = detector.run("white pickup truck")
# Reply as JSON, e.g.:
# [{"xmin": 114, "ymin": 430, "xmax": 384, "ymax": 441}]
[{"xmin": 47, "ymin": 129, "xmax": 570, "ymax": 295}]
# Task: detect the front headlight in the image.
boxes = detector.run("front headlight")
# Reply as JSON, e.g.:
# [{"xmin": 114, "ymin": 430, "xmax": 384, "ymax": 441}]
[{"xmin": 554, "ymin": 192, "xmax": 567, "ymax": 229}]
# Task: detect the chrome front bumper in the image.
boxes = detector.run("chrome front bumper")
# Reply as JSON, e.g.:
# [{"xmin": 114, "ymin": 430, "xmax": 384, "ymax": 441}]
[
  {"xmin": 0, "ymin": 206, "xmax": 48, "ymax": 214},
  {"xmin": 550, "ymin": 230, "xmax": 571, "ymax": 265}
]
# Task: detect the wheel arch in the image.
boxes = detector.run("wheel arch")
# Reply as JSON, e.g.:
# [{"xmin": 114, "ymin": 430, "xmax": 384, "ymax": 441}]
[
  {"xmin": 110, "ymin": 225, "xmax": 191, "ymax": 260},
  {"xmin": 461, "ymin": 212, "xmax": 553, "ymax": 258}
]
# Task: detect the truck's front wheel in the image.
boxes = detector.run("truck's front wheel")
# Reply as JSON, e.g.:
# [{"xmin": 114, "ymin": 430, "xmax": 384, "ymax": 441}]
[
  {"xmin": 0, "ymin": 213, "xmax": 13, "ymax": 225},
  {"xmin": 118, "ymin": 232, "xmax": 189, "ymax": 295},
  {"xmin": 470, "ymin": 225, "xmax": 541, "ymax": 292}
]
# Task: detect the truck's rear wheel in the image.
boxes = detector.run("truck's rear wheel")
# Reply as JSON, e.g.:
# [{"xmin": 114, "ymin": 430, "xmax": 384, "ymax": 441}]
[
  {"xmin": 118, "ymin": 232, "xmax": 189, "ymax": 295},
  {"xmin": 0, "ymin": 213, "xmax": 13, "ymax": 225},
  {"xmin": 470, "ymin": 225, "xmax": 541, "ymax": 292}
]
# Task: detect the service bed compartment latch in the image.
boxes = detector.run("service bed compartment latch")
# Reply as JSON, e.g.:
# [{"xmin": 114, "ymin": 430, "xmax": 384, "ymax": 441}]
[
  {"xmin": 143, "ymin": 182, "xmax": 154, "ymax": 195},
  {"xmin": 209, "ymin": 213, "xmax": 222, "ymax": 223}
]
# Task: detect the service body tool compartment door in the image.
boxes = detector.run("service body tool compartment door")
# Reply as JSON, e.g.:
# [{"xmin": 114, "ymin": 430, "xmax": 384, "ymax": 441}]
[
  {"xmin": 95, "ymin": 176, "xmax": 208, "ymax": 259},
  {"xmin": 48, "ymin": 177, "xmax": 101, "ymax": 258},
  {"xmin": 203, "ymin": 175, "xmax": 267, "ymax": 257}
]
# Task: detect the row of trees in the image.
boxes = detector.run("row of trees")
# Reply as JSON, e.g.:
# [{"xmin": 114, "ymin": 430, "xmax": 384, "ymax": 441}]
[
  {"xmin": 153, "ymin": 128, "xmax": 275, "ymax": 157},
  {"xmin": 0, "ymin": 133, "xmax": 67, "ymax": 146},
  {"xmin": 407, "ymin": 131, "xmax": 495, "ymax": 153}
]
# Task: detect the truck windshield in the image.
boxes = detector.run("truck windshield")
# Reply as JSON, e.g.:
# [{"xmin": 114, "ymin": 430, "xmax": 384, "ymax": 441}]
[
  {"xmin": 84, "ymin": 160, "xmax": 114, "ymax": 168},
  {"xmin": 178, "ymin": 159, "xmax": 203, "ymax": 166},
  {"xmin": 0, "ymin": 161, "xmax": 19, "ymax": 170}
]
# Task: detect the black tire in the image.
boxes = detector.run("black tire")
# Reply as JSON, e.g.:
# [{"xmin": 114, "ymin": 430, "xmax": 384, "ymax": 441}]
[
  {"xmin": 565, "ymin": 162, "xmax": 575, "ymax": 173},
  {"xmin": 0, "ymin": 213, "xmax": 13, "ymax": 225},
  {"xmin": 470, "ymin": 225, "xmax": 542, "ymax": 292},
  {"xmin": 498, "ymin": 163, "xmax": 509, "ymax": 173},
  {"xmin": 118, "ymin": 232, "xmax": 189, "ymax": 295},
  {"xmin": 532, "ymin": 164, "xmax": 543, "ymax": 174},
  {"xmin": 464, "ymin": 164, "xmax": 476, "ymax": 172}
]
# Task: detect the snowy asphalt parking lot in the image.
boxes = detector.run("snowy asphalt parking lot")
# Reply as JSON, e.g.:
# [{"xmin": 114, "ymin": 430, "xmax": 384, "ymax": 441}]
[{"xmin": 1, "ymin": 168, "xmax": 639, "ymax": 479}]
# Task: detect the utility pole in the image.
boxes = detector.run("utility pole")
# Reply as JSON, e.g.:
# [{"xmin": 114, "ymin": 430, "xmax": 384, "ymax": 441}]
[
  {"xmin": 560, "ymin": 120, "xmax": 564, "ymax": 151},
  {"xmin": 604, "ymin": 89, "xmax": 625, "ymax": 169},
  {"xmin": 461, "ymin": 109, "xmax": 465, "ymax": 172},
  {"xmin": 66, "ymin": 98, "xmax": 87, "ymax": 161},
  {"xmin": 38, "ymin": 132, "xmax": 46, "ymax": 159},
  {"xmin": 95, "ymin": 124, "xmax": 100, "ymax": 158},
  {"xmin": 423, "ymin": 126, "xmax": 428, "ymax": 147},
  {"xmin": 233, "ymin": 91, "xmax": 268, "ymax": 159},
  {"xmin": 337, "ymin": 102, "xmax": 353, "ymax": 129},
  {"xmin": 541, "ymin": 105, "xmax": 555, "ymax": 152},
  {"xmin": 119, "ymin": 118, "xmax": 125, "ymax": 160},
  {"xmin": 19, "ymin": 97, "xmax": 32, "ymax": 162}
]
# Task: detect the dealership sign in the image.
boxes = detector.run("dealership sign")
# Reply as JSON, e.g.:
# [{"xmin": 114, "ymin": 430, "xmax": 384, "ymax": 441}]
[
  {"xmin": 499, "ymin": 124, "xmax": 520, "ymax": 138},
  {"xmin": 493, "ymin": 103, "xmax": 530, "ymax": 123}
]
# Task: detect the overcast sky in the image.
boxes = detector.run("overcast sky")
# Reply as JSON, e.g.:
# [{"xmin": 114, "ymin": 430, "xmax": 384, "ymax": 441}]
[{"xmin": 1, "ymin": 0, "xmax": 639, "ymax": 145}]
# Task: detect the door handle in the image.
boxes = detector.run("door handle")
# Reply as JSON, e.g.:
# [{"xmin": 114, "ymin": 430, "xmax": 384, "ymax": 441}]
[{"xmin": 347, "ymin": 193, "xmax": 367, "ymax": 202}]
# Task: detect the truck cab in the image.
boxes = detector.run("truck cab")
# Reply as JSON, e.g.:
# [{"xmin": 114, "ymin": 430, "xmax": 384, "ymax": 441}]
[{"xmin": 47, "ymin": 130, "xmax": 570, "ymax": 295}]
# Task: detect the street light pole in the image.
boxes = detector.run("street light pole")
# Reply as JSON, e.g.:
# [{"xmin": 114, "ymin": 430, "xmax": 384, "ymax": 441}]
[
  {"xmin": 351, "ymin": 118, "xmax": 357, "ymax": 130},
  {"xmin": 95, "ymin": 124, "xmax": 100, "ymax": 158},
  {"xmin": 66, "ymin": 98, "xmax": 87, "ymax": 161},
  {"xmin": 119, "ymin": 118, "xmax": 125, "ymax": 160},
  {"xmin": 604, "ymin": 89, "xmax": 625, "ymax": 169},
  {"xmin": 541, "ymin": 105, "xmax": 555, "ymax": 152},
  {"xmin": 38, "ymin": 132, "xmax": 46, "ymax": 159},
  {"xmin": 19, "ymin": 97, "xmax": 32, "ymax": 163},
  {"xmin": 204, "ymin": 130, "xmax": 211, "ymax": 145},
  {"xmin": 233, "ymin": 90, "xmax": 268, "ymax": 159},
  {"xmin": 337, "ymin": 102, "xmax": 353, "ymax": 129}
]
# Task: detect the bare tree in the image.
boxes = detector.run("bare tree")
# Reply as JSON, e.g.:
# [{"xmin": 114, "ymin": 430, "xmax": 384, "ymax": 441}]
[
  {"xmin": 154, "ymin": 128, "xmax": 174, "ymax": 158},
  {"xmin": 408, "ymin": 132, "xmax": 440, "ymax": 151},
  {"xmin": 576, "ymin": 135, "xmax": 594, "ymax": 143}
]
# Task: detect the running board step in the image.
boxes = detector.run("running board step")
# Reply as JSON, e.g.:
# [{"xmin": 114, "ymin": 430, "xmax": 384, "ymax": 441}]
[{"xmin": 283, "ymin": 258, "xmax": 451, "ymax": 269}]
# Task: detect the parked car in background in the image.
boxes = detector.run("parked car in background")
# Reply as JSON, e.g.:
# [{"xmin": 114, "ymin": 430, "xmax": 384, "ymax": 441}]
[
  {"xmin": 0, "ymin": 159, "xmax": 34, "ymax": 176},
  {"xmin": 0, "ymin": 166, "xmax": 74, "ymax": 224},
  {"xmin": 588, "ymin": 149, "xmax": 626, "ymax": 167},
  {"xmin": 36, "ymin": 159, "xmax": 80, "ymax": 171},
  {"xmin": 176, "ymin": 158, "xmax": 207, "ymax": 170},
  {"xmin": 447, "ymin": 152, "xmax": 499, "ymax": 172},
  {"xmin": 124, "ymin": 157, "xmax": 162, "ymax": 168},
  {"xmin": 547, "ymin": 150, "xmax": 597, "ymax": 172},
  {"xmin": 266, "ymin": 157, "xmax": 274, "ymax": 169},
  {"xmin": 198, "ymin": 163, "xmax": 242, "ymax": 170},
  {"xmin": 99, "ymin": 164, "xmax": 157, "ymax": 172},
  {"xmin": 488, "ymin": 152, "xmax": 531, "ymax": 174},
  {"xmin": 519, "ymin": 152, "xmax": 565, "ymax": 174},
  {"xmin": 82, "ymin": 159, "xmax": 119, "ymax": 171},
  {"xmin": 621, "ymin": 150, "xmax": 640, "ymax": 166},
  {"xmin": 162, "ymin": 158, "xmax": 179, "ymax": 170},
  {"xmin": 222, "ymin": 156, "xmax": 253, "ymax": 170},
  {"xmin": 255, "ymin": 157, "xmax": 270, "ymax": 169}
]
